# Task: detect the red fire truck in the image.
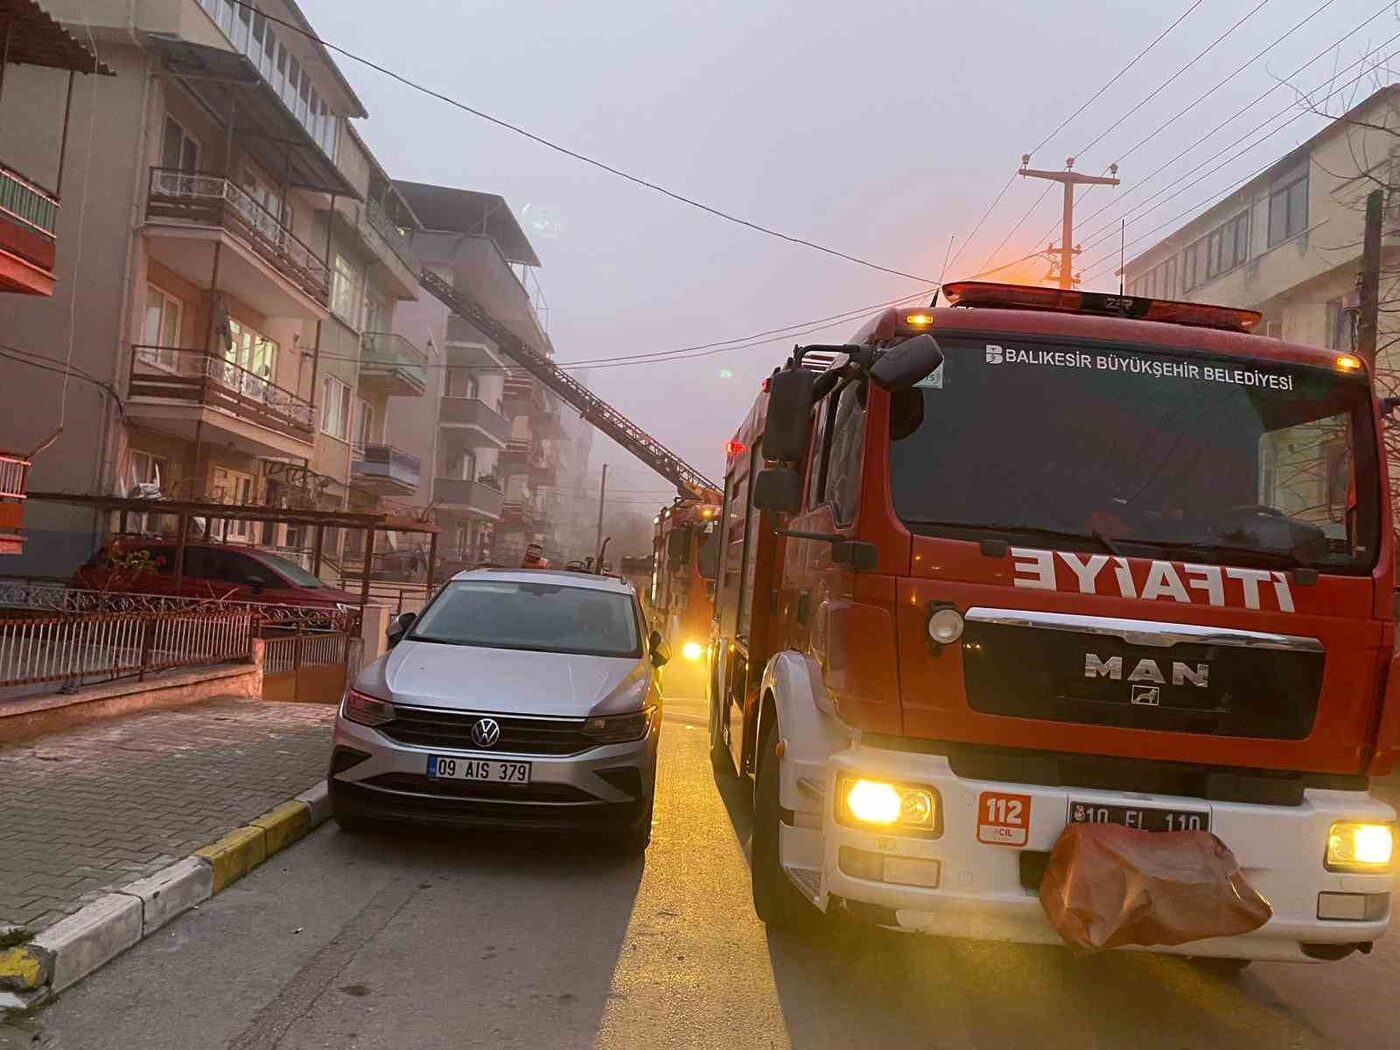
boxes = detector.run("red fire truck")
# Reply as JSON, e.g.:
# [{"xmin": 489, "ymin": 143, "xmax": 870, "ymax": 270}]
[
  {"xmin": 651, "ymin": 498, "xmax": 722, "ymax": 696},
  {"xmin": 709, "ymin": 280, "xmax": 1399, "ymax": 963}
]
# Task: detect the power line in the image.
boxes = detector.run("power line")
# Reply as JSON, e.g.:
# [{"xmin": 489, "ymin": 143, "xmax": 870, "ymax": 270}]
[{"xmin": 225, "ymin": 0, "xmax": 933, "ymax": 284}]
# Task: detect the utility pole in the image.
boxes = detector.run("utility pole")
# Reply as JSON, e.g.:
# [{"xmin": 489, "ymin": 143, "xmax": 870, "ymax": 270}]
[
  {"xmin": 1019, "ymin": 156, "xmax": 1120, "ymax": 289},
  {"xmin": 593, "ymin": 463, "xmax": 608, "ymax": 569},
  {"xmin": 1357, "ymin": 188, "xmax": 1383, "ymax": 366}
]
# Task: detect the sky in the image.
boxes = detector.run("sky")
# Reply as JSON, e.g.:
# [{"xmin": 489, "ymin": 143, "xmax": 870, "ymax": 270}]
[{"xmin": 298, "ymin": 0, "xmax": 1399, "ymax": 495}]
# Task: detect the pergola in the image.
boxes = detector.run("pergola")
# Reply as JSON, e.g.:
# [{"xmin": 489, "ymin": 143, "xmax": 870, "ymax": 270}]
[{"xmin": 28, "ymin": 491, "xmax": 439, "ymax": 610}]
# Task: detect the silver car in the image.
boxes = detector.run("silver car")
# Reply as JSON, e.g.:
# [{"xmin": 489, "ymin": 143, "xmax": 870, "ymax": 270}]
[{"xmin": 328, "ymin": 568, "xmax": 669, "ymax": 851}]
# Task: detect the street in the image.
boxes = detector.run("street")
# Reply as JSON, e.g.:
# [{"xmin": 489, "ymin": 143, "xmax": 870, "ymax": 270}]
[{"xmin": 0, "ymin": 695, "xmax": 1394, "ymax": 1050}]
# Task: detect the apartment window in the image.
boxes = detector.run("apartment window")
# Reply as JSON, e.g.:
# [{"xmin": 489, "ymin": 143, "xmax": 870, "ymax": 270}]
[
  {"xmin": 321, "ymin": 376, "xmax": 351, "ymax": 440},
  {"xmin": 1131, "ymin": 256, "xmax": 1177, "ymax": 299},
  {"xmin": 1269, "ymin": 173, "xmax": 1309, "ymax": 246},
  {"xmin": 224, "ymin": 319, "xmax": 277, "ymax": 390},
  {"xmin": 128, "ymin": 451, "xmax": 170, "ymax": 533},
  {"xmin": 1184, "ymin": 211, "xmax": 1249, "ymax": 289},
  {"xmin": 274, "ymin": 42, "xmax": 287, "ymax": 96},
  {"xmin": 140, "ymin": 286, "xmax": 183, "ymax": 368},
  {"xmin": 160, "ymin": 117, "xmax": 199, "ymax": 173},
  {"xmin": 1264, "ymin": 318, "xmax": 1283, "ymax": 340},
  {"xmin": 331, "ymin": 255, "xmax": 360, "ymax": 324},
  {"xmin": 354, "ymin": 398, "xmax": 374, "ymax": 452},
  {"xmin": 363, "ymin": 292, "xmax": 387, "ymax": 335},
  {"xmin": 1326, "ymin": 298, "xmax": 1353, "ymax": 351}
]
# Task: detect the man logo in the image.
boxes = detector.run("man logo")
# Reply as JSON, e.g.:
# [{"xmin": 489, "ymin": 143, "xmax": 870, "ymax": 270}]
[
  {"xmin": 1131, "ymin": 684, "xmax": 1161, "ymax": 706},
  {"xmin": 984, "ymin": 344, "xmax": 1004, "ymax": 365},
  {"xmin": 1084, "ymin": 653, "xmax": 1209, "ymax": 688},
  {"xmin": 471, "ymin": 717, "xmax": 502, "ymax": 748}
]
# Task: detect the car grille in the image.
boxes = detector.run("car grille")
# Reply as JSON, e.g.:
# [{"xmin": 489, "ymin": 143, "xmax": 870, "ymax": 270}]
[{"xmin": 380, "ymin": 706, "xmax": 600, "ymax": 756}]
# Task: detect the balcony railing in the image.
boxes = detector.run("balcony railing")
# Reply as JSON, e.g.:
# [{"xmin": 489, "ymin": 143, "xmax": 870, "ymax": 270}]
[
  {"xmin": 433, "ymin": 477, "xmax": 504, "ymax": 518},
  {"xmin": 146, "ymin": 169, "xmax": 331, "ymax": 305},
  {"xmin": 0, "ymin": 161, "xmax": 58, "ymax": 239},
  {"xmin": 0, "ymin": 454, "xmax": 30, "ymax": 501},
  {"xmin": 129, "ymin": 345, "xmax": 315, "ymax": 441},
  {"xmin": 352, "ymin": 444, "xmax": 422, "ymax": 491},
  {"xmin": 438, "ymin": 397, "xmax": 509, "ymax": 444},
  {"xmin": 364, "ymin": 199, "xmax": 420, "ymax": 273},
  {"xmin": 360, "ymin": 332, "xmax": 427, "ymax": 395}
]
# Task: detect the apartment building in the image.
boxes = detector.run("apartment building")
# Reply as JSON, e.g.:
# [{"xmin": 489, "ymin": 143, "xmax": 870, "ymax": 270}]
[
  {"xmin": 0, "ymin": 0, "xmax": 428, "ymax": 574},
  {"xmin": 387, "ymin": 181, "xmax": 568, "ymax": 570},
  {"xmin": 1123, "ymin": 85, "xmax": 1400, "ymax": 357}
]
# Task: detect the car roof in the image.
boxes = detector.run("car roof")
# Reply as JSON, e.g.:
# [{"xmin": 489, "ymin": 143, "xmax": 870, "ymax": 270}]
[{"xmin": 448, "ymin": 567, "xmax": 636, "ymax": 595}]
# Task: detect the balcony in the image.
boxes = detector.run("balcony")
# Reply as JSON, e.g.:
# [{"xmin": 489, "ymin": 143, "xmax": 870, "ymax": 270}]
[
  {"xmin": 502, "ymin": 372, "xmax": 553, "ymax": 416},
  {"xmin": 360, "ymin": 333, "xmax": 427, "ymax": 397},
  {"xmin": 500, "ymin": 439, "xmax": 557, "ymax": 482},
  {"xmin": 145, "ymin": 168, "xmax": 330, "ymax": 311},
  {"xmin": 438, "ymin": 396, "xmax": 509, "ymax": 448},
  {"xmin": 127, "ymin": 345, "xmax": 315, "ymax": 456},
  {"xmin": 433, "ymin": 477, "xmax": 503, "ymax": 518},
  {"xmin": 364, "ymin": 199, "xmax": 420, "ymax": 275},
  {"xmin": 351, "ymin": 444, "xmax": 421, "ymax": 494},
  {"xmin": 0, "ymin": 161, "xmax": 59, "ymax": 296},
  {"xmin": 501, "ymin": 497, "xmax": 546, "ymax": 529}
]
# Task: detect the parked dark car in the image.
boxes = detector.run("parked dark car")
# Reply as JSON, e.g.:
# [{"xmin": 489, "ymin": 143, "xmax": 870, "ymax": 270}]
[{"xmin": 71, "ymin": 542, "xmax": 360, "ymax": 608}]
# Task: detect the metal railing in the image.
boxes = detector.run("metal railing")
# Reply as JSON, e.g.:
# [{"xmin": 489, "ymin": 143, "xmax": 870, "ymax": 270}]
[
  {"xmin": 146, "ymin": 169, "xmax": 331, "ymax": 303},
  {"xmin": 360, "ymin": 332, "xmax": 428, "ymax": 391},
  {"xmin": 131, "ymin": 345, "xmax": 316, "ymax": 437},
  {"xmin": 0, "ymin": 161, "xmax": 59, "ymax": 239},
  {"xmin": 364, "ymin": 199, "xmax": 420, "ymax": 273},
  {"xmin": 261, "ymin": 625, "xmax": 359, "ymax": 676},
  {"xmin": 0, "ymin": 607, "xmax": 253, "ymax": 691},
  {"xmin": 0, "ymin": 454, "xmax": 30, "ymax": 500},
  {"xmin": 351, "ymin": 444, "xmax": 422, "ymax": 489}
]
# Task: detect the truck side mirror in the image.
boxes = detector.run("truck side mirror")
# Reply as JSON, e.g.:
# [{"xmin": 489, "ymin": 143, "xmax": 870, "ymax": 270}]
[
  {"xmin": 761, "ymin": 368, "xmax": 817, "ymax": 461},
  {"xmin": 752, "ymin": 467, "xmax": 802, "ymax": 513},
  {"xmin": 387, "ymin": 611, "xmax": 416, "ymax": 647},
  {"xmin": 869, "ymin": 334, "xmax": 944, "ymax": 391},
  {"xmin": 666, "ymin": 526, "xmax": 690, "ymax": 567}
]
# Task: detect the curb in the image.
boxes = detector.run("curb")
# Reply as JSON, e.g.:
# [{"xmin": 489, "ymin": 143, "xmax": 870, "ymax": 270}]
[{"xmin": 0, "ymin": 780, "xmax": 331, "ymax": 1007}]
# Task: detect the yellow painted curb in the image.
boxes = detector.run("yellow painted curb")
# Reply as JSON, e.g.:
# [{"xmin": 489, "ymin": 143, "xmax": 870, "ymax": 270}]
[
  {"xmin": 194, "ymin": 825, "xmax": 267, "ymax": 893},
  {"xmin": 249, "ymin": 800, "xmax": 311, "ymax": 857},
  {"xmin": 0, "ymin": 946, "xmax": 46, "ymax": 991}
]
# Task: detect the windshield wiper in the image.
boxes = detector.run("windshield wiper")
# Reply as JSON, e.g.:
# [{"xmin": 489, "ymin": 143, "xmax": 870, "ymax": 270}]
[
  {"xmin": 1123, "ymin": 538, "xmax": 1311, "ymax": 569},
  {"xmin": 903, "ymin": 520, "xmax": 1122, "ymax": 555}
]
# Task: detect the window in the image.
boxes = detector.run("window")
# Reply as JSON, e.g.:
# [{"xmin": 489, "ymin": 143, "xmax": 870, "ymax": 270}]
[
  {"xmin": 1269, "ymin": 173, "xmax": 1308, "ymax": 246},
  {"xmin": 823, "ymin": 384, "xmax": 866, "ymax": 525},
  {"xmin": 160, "ymin": 117, "xmax": 199, "ymax": 173},
  {"xmin": 805, "ymin": 396, "xmax": 832, "ymax": 508},
  {"xmin": 222, "ymin": 319, "xmax": 277, "ymax": 402},
  {"xmin": 1326, "ymin": 299, "xmax": 1353, "ymax": 351},
  {"xmin": 331, "ymin": 254, "xmax": 359, "ymax": 323},
  {"xmin": 1265, "ymin": 318, "xmax": 1283, "ymax": 340},
  {"xmin": 1184, "ymin": 211, "xmax": 1249, "ymax": 289},
  {"xmin": 128, "ymin": 451, "xmax": 169, "ymax": 534},
  {"xmin": 1130, "ymin": 256, "xmax": 1178, "ymax": 299},
  {"xmin": 363, "ymin": 292, "xmax": 387, "ymax": 334},
  {"xmin": 207, "ymin": 468, "xmax": 255, "ymax": 542},
  {"xmin": 140, "ymin": 286, "xmax": 183, "ymax": 368},
  {"xmin": 354, "ymin": 398, "xmax": 374, "ymax": 452},
  {"xmin": 321, "ymin": 376, "xmax": 351, "ymax": 440}
]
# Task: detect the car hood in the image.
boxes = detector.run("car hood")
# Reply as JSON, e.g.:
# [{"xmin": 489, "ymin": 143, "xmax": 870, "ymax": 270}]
[{"xmin": 358, "ymin": 639, "xmax": 650, "ymax": 717}]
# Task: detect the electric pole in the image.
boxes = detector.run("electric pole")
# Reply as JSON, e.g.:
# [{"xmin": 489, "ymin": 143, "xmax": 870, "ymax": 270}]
[
  {"xmin": 593, "ymin": 463, "xmax": 608, "ymax": 569},
  {"xmin": 1019, "ymin": 156, "xmax": 1120, "ymax": 289}
]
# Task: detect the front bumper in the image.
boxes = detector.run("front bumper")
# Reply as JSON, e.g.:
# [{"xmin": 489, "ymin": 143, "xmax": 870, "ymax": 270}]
[
  {"xmin": 787, "ymin": 743, "xmax": 1395, "ymax": 961},
  {"xmin": 329, "ymin": 709, "xmax": 658, "ymax": 833}
]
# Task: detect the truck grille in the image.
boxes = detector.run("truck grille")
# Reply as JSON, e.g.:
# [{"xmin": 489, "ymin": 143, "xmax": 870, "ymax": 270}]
[
  {"xmin": 380, "ymin": 706, "xmax": 599, "ymax": 755},
  {"xmin": 961, "ymin": 617, "xmax": 1324, "ymax": 740}
]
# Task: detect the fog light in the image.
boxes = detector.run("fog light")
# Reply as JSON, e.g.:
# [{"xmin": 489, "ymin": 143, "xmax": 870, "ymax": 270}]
[
  {"xmin": 836, "ymin": 776, "xmax": 939, "ymax": 832},
  {"xmin": 927, "ymin": 607, "xmax": 965, "ymax": 645},
  {"xmin": 681, "ymin": 641, "xmax": 704, "ymax": 662},
  {"xmin": 838, "ymin": 847, "xmax": 941, "ymax": 888},
  {"xmin": 1317, "ymin": 892, "xmax": 1390, "ymax": 921},
  {"xmin": 1326, "ymin": 821, "xmax": 1395, "ymax": 872}
]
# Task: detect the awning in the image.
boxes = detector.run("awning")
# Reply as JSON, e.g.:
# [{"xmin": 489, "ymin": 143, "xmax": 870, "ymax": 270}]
[
  {"xmin": 146, "ymin": 36, "xmax": 358, "ymax": 198},
  {"xmin": 0, "ymin": 0, "xmax": 114, "ymax": 75},
  {"xmin": 394, "ymin": 182, "xmax": 541, "ymax": 267}
]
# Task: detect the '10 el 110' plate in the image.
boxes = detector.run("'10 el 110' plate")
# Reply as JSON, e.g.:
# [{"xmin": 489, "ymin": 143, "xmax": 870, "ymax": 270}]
[{"xmin": 1068, "ymin": 799, "xmax": 1209, "ymax": 833}]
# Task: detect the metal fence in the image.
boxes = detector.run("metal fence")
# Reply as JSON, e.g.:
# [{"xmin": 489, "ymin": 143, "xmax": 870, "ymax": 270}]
[
  {"xmin": 261, "ymin": 628, "xmax": 359, "ymax": 676},
  {"xmin": 0, "ymin": 608, "xmax": 254, "ymax": 690}
]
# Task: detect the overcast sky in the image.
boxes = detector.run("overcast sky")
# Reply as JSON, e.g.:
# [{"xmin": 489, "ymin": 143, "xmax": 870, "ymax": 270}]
[{"xmin": 300, "ymin": 0, "xmax": 1397, "ymax": 493}]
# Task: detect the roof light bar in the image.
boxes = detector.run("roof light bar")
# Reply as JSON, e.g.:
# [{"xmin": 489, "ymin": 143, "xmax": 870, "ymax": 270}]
[{"xmin": 940, "ymin": 281, "xmax": 1262, "ymax": 334}]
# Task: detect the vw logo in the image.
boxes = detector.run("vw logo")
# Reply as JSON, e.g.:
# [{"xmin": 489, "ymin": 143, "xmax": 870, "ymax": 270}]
[{"xmin": 471, "ymin": 717, "xmax": 501, "ymax": 748}]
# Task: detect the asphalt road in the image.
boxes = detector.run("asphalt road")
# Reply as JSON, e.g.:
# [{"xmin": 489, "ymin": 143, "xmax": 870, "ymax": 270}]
[{"xmin": 6, "ymin": 695, "xmax": 1400, "ymax": 1050}]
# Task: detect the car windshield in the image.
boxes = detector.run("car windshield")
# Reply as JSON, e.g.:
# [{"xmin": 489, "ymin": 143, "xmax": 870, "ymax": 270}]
[
  {"xmin": 249, "ymin": 551, "xmax": 327, "ymax": 589},
  {"xmin": 409, "ymin": 579, "xmax": 641, "ymax": 657},
  {"xmin": 889, "ymin": 337, "xmax": 1380, "ymax": 572}
]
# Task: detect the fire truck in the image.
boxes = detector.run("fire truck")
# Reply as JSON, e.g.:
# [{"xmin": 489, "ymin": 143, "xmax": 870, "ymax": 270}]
[
  {"xmin": 709, "ymin": 280, "xmax": 1399, "ymax": 963},
  {"xmin": 651, "ymin": 498, "xmax": 722, "ymax": 695}
]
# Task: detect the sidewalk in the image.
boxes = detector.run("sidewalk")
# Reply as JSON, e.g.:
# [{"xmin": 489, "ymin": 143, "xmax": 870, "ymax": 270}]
[{"xmin": 0, "ymin": 698, "xmax": 333, "ymax": 933}]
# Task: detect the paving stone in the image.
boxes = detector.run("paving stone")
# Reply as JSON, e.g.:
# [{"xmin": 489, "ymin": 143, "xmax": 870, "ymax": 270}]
[{"xmin": 0, "ymin": 698, "xmax": 332, "ymax": 930}]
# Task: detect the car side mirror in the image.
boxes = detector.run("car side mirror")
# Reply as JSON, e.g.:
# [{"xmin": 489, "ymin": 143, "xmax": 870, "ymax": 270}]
[
  {"xmin": 387, "ymin": 611, "xmax": 416, "ymax": 647},
  {"xmin": 869, "ymin": 334, "xmax": 943, "ymax": 391},
  {"xmin": 649, "ymin": 629, "xmax": 671, "ymax": 667},
  {"xmin": 752, "ymin": 467, "xmax": 802, "ymax": 513}
]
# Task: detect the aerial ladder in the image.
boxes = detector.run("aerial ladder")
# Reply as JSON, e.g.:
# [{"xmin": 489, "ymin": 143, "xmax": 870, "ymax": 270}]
[{"xmin": 417, "ymin": 270, "xmax": 720, "ymax": 501}]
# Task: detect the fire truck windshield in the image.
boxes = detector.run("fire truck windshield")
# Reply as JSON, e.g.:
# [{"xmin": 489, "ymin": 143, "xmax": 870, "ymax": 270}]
[{"xmin": 888, "ymin": 338, "xmax": 1380, "ymax": 573}]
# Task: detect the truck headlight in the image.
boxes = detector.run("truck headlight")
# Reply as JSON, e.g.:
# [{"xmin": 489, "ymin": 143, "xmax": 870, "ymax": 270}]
[
  {"xmin": 681, "ymin": 641, "xmax": 705, "ymax": 662},
  {"xmin": 1326, "ymin": 821, "xmax": 1395, "ymax": 872},
  {"xmin": 836, "ymin": 775, "xmax": 938, "ymax": 833}
]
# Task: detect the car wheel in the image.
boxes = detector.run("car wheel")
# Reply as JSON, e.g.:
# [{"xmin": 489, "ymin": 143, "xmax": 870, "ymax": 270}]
[
  {"xmin": 751, "ymin": 721, "xmax": 819, "ymax": 929},
  {"xmin": 1190, "ymin": 956, "xmax": 1252, "ymax": 976},
  {"xmin": 709, "ymin": 686, "xmax": 736, "ymax": 779},
  {"xmin": 615, "ymin": 800, "xmax": 654, "ymax": 854},
  {"xmin": 329, "ymin": 784, "xmax": 373, "ymax": 834}
]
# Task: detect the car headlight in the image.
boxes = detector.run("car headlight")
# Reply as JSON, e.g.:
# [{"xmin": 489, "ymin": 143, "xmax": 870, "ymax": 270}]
[
  {"xmin": 835, "ymin": 775, "xmax": 939, "ymax": 833},
  {"xmin": 342, "ymin": 688, "xmax": 395, "ymax": 727},
  {"xmin": 581, "ymin": 706, "xmax": 657, "ymax": 744},
  {"xmin": 681, "ymin": 641, "xmax": 705, "ymax": 662},
  {"xmin": 1326, "ymin": 821, "xmax": 1395, "ymax": 873}
]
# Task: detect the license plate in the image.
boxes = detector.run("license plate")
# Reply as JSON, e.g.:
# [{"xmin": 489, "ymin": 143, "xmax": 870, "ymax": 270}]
[
  {"xmin": 426, "ymin": 755, "xmax": 532, "ymax": 784},
  {"xmin": 1067, "ymin": 799, "xmax": 1209, "ymax": 833}
]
